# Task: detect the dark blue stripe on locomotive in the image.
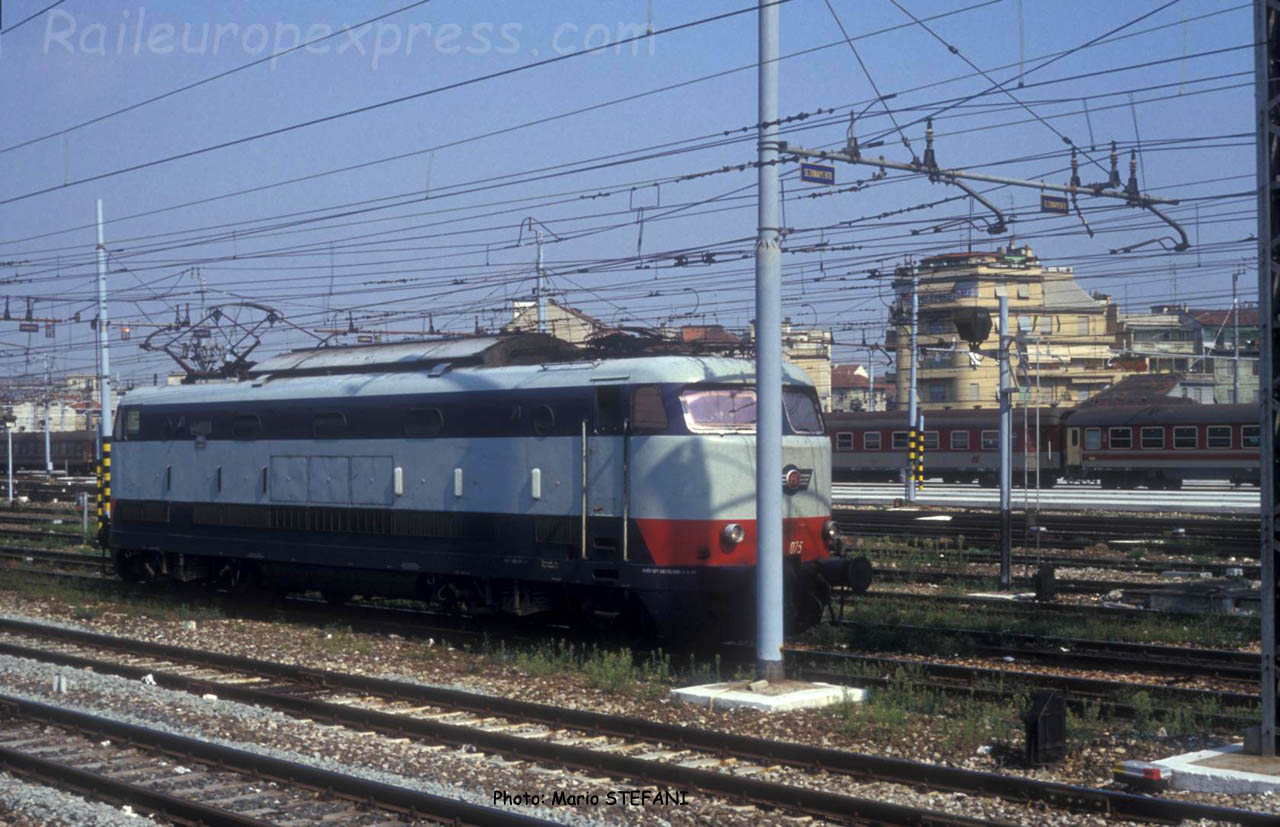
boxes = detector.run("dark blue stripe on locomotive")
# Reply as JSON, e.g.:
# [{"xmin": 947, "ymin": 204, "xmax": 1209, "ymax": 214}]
[{"xmin": 118, "ymin": 384, "xmax": 819, "ymax": 442}]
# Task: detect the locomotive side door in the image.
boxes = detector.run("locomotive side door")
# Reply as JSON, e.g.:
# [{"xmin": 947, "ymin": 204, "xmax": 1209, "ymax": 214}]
[{"xmin": 583, "ymin": 385, "xmax": 626, "ymax": 560}]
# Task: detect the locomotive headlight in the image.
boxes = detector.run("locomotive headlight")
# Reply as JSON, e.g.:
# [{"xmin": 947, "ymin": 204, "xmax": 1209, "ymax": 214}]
[
  {"xmin": 721, "ymin": 523, "xmax": 745, "ymax": 546},
  {"xmin": 822, "ymin": 520, "xmax": 840, "ymax": 550}
]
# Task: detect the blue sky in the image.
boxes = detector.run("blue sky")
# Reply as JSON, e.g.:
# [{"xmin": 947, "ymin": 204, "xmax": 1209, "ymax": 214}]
[{"xmin": 0, "ymin": 0, "xmax": 1257, "ymax": 389}]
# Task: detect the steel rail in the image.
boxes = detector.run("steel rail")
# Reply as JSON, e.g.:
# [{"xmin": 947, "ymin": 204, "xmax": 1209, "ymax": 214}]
[
  {"xmin": 836, "ymin": 621, "xmax": 1261, "ymax": 681},
  {"xmin": 0, "ymin": 743, "xmax": 279, "ymax": 827},
  {"xmin": 866, "ymin": 549, "xmax": 1259, "ymax": 577},
  {"xmin": 851, "ymin": 590, "xmax": 1262, "ymax": 623},
  {"xmin": 0, "ymin": 618, "xmax": 1274, "ymax": 825},
  {"xmin": 0, "ymin": 692, "xmax": 554, "ymax": 827},
  {"xmin": 870, "ymin": 568, "xmax": 1176, "ymax": 595},
  {"xmin": 784, "ymin": 648, "xmax": 1260, "ymax": 710}
]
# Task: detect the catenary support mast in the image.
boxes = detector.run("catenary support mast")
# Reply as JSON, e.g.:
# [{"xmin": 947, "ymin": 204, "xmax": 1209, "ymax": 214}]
[
  {"xmin": 754, "ymin": 0, "xmax": 784, "ymax": 682},
  {"xmin": 1253, "ymin": 0, "xmax": 1279, "ymax": 757},
  {"xmin": 96, "ymin": 200, "xmax": 112, "ymax": 446}
]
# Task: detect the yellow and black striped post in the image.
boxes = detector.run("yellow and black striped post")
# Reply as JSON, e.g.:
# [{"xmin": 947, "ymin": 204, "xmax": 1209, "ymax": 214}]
[
  {"xmin": 96, "ymin": 438, "xmax": 110, "ymax": 546},
  {"xmin": 906, "ymin": 427, "xmax": 917, "ymax": 492},
  {"xmin": 914, "ymin": 431, "xmax": 925, "ymax": 491}
]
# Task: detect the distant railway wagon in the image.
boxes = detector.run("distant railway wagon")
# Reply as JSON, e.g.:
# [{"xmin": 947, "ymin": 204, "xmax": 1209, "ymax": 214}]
[
  {"xmin": 827, "ymin": 403, "xmax": 1260, "ymax": 489},
  {"xmin": 825, "ymin": 408, "xmax": 1063, "ymax": 487},
  {"xmin": 0, "ymin": 430, "xmax": 97, "ymax": 475},
  {"xmin": 109, "ymin": 334, "xmax": 867, "ymax": 640},
  {"xmin": 1064, "ymin": 404, "xmax": 1260, "ymax": 489}
]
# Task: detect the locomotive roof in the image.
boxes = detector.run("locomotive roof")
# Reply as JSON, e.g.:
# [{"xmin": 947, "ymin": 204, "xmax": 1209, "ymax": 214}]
[
  {"xmin": 1065, "ymin": 403, "xmax": 1258, "ymax": 426},
  {"xmin": 120, "ymin": 347, "xmax": 814, "ymax": 407},
  {"xmin": 825, "ymin": 408, "xmax": 1066, "ymax": 428}
]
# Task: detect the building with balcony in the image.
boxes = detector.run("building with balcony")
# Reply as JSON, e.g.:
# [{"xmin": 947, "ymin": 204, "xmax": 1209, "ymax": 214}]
[
  {"xmin": 887, "ymin": 245, "xmax": 1130, "ymax": 410},
  {"xmin": 1116, "ymin": 304, "xmax": 1259, "ymax": 403}
]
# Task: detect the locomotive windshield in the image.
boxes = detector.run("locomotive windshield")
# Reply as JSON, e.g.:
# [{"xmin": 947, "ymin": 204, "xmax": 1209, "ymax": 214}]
[{"xmin": 678, "ymin": 387, "xmax": 824, "ymax": 434}]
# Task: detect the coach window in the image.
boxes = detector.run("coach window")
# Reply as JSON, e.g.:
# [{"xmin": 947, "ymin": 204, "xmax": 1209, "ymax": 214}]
[
  {"xmin": 1109, "ymin": 427, "xmax": 1132, "ymax": 449},
  {"xmin": 891, "ymin": 431, "xmax": 908, "ymax": 450},
  {"xmin": 864, "ymin": 432, "xmax": 882, "ymax": 451},
  {"xmin": 1243, "ymin": 425, "xmax": 1261, "ymax": 449},
  {"xmin": 313, "ymin": 412, "xmax": 347, "ymax": 438},
  {"xmin": 405, "ymin": 407, "xmax": 444, "ymax": 437},
  {"xmin": 1173, "ymin": 426, "xmax": 1197, "ymax": 449},
  {"xmin": 981, "ymin": 430, "xmax": 998, "ymax": 450},
  {"xmin": 630, "ymin": 386, "xmax": 668, "ymax": 433},
  {"xmin": 532, "ymin": 405, "xmax": 556, "ymax": 436},
  {"xmin": 1084, "ymin": 428, "xmax": 1101, "ymax": 450},
  {"xmin": 835, "ymin": 432, "xmax": 854, "ymax": 451},
  {"xmin": 1207, "ymin": 425, "xmax": 1232, "ymax": 449},
  {"xmin": 232, "ymin": 414, "xmax": 261, "ymax": 440},
  {"xmin": 922, "ymin": 431, "xmax": 939, "ymax": 451},
  {"xmin": 950, "ymin": 431, "xmax": 969, "ymax": 450},
  {"xmin": 1140, "ymin": 427, "xmax": 1164, "ymax": 449}
]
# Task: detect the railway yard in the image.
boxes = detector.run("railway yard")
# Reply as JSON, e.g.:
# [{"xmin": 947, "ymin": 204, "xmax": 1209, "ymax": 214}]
[{"xmin": 0, "ymin": 482, "xmax": 1271, "ymax": 826}]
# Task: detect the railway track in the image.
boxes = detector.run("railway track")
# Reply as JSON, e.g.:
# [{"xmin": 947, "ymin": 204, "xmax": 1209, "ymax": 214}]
[
  {"xmin": 850, "ymin": 588, "xmax": 1262, "ymax": 622},
  {"xmin": 833, "ymin": 621, "xmax": 1261, "ymax": 683},
  {"xmin": 870, "ymin": 567, "xmax": 1170, "ymax": 594},
  {"xmin": 0, "ymin": 546, "xmax": 105, "ymax": 573},
  {"xmin": 780, "ymin": 646, "xmax": 1260, "ymax": 717},
  {"xmin": 835, "ymin": 508, "xmax": 1259, "ymax": 554},
  {"xmin": 869, "ymin": 548, "xmax": 1260, "ymax": 578},
  {"xmin": 0, "ymin": 616, "xmax": 1273, "ymax": 826},
  {"xmin": 0, "ymin": 692, "xmax": 549, "ymax": 826}
]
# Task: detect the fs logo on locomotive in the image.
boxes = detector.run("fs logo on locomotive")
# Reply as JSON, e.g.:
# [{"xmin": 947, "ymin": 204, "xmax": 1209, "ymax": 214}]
[{"xmin": 782, "ymin": 465, "xmax": 813, "ymax": 494}]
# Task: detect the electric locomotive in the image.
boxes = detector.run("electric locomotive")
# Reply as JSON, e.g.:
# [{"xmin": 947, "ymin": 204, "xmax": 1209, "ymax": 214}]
[{"xmin": 108, "ymin": 334, "xmax": 865, "ymax": 639}]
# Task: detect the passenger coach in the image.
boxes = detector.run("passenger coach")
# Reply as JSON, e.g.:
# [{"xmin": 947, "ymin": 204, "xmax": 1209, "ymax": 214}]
[{"xmin": 109, "ymin": 334, "xmax": 857, "ymax": 639}]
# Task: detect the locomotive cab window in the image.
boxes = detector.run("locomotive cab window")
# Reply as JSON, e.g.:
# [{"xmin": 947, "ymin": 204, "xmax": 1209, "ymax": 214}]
[
  {"xmin": 1109, "ymin": 427, "xmax": 1132, "ymax": 449},
  {"xmin": 313, "ymin": 412, "xmax": 347, "ymax": 438},
  {"xmin": 891, "ymin": 431, "xmax": 908, "ymax": 450},
  {"xmin": 863, "ymin": 432, "xmax": 882, "ymax": 451},
  {"xmin": 630, "ymin": 385, "xmax": 668, "ymax": 433},
  {"xmin": 1173, "ymin": 426, "xmax": 1197, "ymax": 449},
  {"xmin": 405, "ymin": 407, "xmax": 444, "ymax": 437},
  {"xmin": 981, "ymin": 430, "xmax": 998, "ymax": 450},
  {"xmin": 950, "ymin": 431, "xmax": 969, "ymax": 450},
  {"xmin": 679, "ymin": 388, "xmax": 755, "ymax": 432},
  {"xmin": 1140, "ymin": 427, "xmax": 1164, "ymax": 449},
  {"xmin": 835, "ymin": 432, "xmax": 853, "ymax": 451},
  {"xmin": 783, "ymin": 388, "xmax": 824, "ymax": 435},
  {"xmin": 1243, "ymin": 425, "xmax": 1261, "ymax": 449},
  {"xmin": 1207, "ymin": 426, "xmax": 1232, "ymax": 449}
]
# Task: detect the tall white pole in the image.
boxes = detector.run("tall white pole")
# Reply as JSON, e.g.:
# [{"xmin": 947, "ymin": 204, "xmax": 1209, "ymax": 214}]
[
  {"xmin": 43, "ymin": 357, "xmax": 52, "ymax": 475},
  {"xmin": 535, "ymin": 230, "xmax": 546, "ymax": 334},
  {"xmin": 1234, "ymin": 267, "xmax": 1241, "ymax": 404},
  {"xmin": 868, "ymin": 361, "xmax": 875, "ymax": 412},
  {"xmin": 96, "ymin": 201, "xmax": 112, "ymax": 446},
  {"xmin": 6, "ymin": 427, "xmax": 12, "ymax": 504},
  {"xmin": 754, "ymin": 0, "xmax": 784, "ymax": 683},
  {"xmin": 998, "ymin": 293, "xmax": 1013, "ymax": 588},
  {"xmin": 906, "ymin": 264, "xmax": 919, "ymax": 502}
]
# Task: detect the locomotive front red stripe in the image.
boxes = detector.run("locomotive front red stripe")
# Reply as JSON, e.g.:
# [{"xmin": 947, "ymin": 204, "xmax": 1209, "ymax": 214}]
[{"xmin": 634, "ymin": 516, "xmax": 830, "ymax": 567}]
